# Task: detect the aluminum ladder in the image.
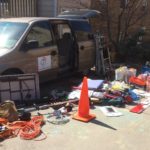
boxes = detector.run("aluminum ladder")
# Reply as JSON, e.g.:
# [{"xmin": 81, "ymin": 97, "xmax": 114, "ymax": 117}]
[{"xmin": 95, "ymin": 33, "xmax": 112, "ymax": 77}]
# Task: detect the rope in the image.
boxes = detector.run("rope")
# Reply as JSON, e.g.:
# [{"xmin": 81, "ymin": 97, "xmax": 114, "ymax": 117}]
[
  {"xmin": 20, "ymin": 116, "xmax": 44, "ymax": 140},
  {"xmin": 0, "ymin": 118, "xmax": 8, "ymax": 124},
  {"xmin": 0, "ymin": 116, "xmax": 44, "ymax": 140}
]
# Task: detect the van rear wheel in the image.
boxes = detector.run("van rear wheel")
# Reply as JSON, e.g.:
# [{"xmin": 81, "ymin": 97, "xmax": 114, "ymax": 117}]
[{"xmin": 2, "ymin": 69, "xmax": 24, "ymax": 75}]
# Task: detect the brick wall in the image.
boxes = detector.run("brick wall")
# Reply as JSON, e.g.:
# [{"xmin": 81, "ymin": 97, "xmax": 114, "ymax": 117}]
[
  {"xmin": 90, "ymin": 0, "xmax": 150, "ymax": 61},
  {"xmin": 57, "ymin": 0, "xmax": 150, "ymax": 42},
  {"xmin": 37, "ymin": 0, "xmax": 56, "ymax": 17},
  {"xmin": 91, "ymin": 0, "xmax": 150, "ymax": 37}
]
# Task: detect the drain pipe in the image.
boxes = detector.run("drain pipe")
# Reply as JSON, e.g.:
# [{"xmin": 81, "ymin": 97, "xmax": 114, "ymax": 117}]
[{"xmin": 54, "ymin": 0, "xmax": 57, "ymax": 17}]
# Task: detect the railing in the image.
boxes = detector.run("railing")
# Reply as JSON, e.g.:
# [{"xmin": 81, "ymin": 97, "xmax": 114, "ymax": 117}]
[{"xmin": 0, "ymin": 0, "xmax": 37, "ymax": 18}]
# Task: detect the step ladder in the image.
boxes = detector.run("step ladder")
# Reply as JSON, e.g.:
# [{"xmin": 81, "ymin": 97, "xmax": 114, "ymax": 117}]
[{"xmin": 95, "ymin": 33, "xmax": 112, "ymax": 77}]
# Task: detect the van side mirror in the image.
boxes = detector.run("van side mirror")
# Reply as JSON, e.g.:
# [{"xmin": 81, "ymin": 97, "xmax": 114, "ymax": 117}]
[{"xmin": 25, "ymin": 40, "xmax": 39, "ymax": 50}]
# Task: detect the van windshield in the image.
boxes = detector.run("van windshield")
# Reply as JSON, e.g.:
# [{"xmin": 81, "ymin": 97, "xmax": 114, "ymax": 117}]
[{"xmin": 0, "ymin": 22, "xmax": 28, "ymax": 49}]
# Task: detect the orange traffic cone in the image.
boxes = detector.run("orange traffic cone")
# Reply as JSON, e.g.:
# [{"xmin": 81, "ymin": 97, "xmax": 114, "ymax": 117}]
[{"xmin": 73, "ymin": 77, "xmax": 96, "ymax": 122}]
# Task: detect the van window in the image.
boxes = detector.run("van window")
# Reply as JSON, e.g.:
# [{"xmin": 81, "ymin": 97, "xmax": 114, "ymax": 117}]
[
  {"xmin": 75, "ymin": 31, "xmax": 91, "ymax": 41},
  {"xmin": 60, "ymin": 24, "xmax": 72, "ymax": 36},
  {"xmin": 52, "ymin": 24, "xmax": 72, "ymax": 40},
  {"xmin": 26, "ymin": 21, "xmax": 53, "ymax": 48},
  {"xmin": 0, "ymin": 22, "xmax": 28, "ymax": 49}
]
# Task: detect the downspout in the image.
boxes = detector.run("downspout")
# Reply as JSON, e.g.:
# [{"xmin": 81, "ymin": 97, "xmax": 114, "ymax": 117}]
[{"xmin": 54, "ymin": 0, "xmax": 57, "ymax": 17}]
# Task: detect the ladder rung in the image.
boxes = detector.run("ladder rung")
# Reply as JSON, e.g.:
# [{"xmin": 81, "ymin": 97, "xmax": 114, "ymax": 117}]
[{"xmin": 104, "ymin": 58, "xmax": 110, "ymax": 60}]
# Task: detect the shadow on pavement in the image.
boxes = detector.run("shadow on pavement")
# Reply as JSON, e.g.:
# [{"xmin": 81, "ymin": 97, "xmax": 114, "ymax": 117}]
[{"xmin": 91, "ymin": 119, "xmax": 117, "ymax": 131}]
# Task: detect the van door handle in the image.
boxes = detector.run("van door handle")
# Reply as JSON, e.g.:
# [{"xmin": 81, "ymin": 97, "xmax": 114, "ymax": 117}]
[
  {"xmin": 50, "ymin": 51, "xmax": 57, "ymax": 56},
  {"xmin": 80, "ymin": 45, "xmax": 84, "ymax": 50}
]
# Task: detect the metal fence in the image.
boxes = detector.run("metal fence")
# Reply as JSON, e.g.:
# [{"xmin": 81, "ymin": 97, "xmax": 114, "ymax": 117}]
[{"xmin": 0, "ymin": 0, "xmax": 37, "ymax": 18}]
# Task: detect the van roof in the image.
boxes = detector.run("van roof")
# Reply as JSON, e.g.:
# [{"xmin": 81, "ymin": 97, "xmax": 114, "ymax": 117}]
[
  {"xmin": 0, "ymin": 17, "xmax": 87, "ymax": 23},
  {"xmin": 0, "ymin": 17, "xmax": 54, "ymax": 23},
  {"xmin": 0, "ymin": 17, "xmax": 92, "ymax": 32}
]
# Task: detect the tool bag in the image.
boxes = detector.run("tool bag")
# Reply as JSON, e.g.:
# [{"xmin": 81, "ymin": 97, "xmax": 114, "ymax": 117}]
[{"xmin": 0, "ymin": 100, "xmax": 18, "ymax": 122}]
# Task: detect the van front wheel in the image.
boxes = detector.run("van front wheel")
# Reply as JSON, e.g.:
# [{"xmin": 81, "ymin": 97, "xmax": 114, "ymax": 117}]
[{"xmin": 2, "ymin": 69, "xmax": 24, "ymax": 75}]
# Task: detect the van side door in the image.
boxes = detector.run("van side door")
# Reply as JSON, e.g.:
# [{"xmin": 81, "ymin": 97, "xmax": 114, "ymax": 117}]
[
  {"xmin": 76, "ymin": 30, "xmax": 95, "ymax": 72},
  {"xmin": 21, "ymin": 21, "xmax": 59, "ymax": 82},
  {"xmin": 70, "ymin": 20, "xmax": 96, "ymax": 72}
]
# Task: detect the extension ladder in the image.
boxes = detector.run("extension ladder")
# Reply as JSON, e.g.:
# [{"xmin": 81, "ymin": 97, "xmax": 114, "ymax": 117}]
[{"xmin": 95, "ymin": 33, "xmax": 112, "ymax": 77}]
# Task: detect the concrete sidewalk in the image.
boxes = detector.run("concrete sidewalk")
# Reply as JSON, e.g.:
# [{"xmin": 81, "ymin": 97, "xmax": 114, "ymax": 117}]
[{"xmin": 1, "ymin": 105, "xmax": 150, "ymax": 150}]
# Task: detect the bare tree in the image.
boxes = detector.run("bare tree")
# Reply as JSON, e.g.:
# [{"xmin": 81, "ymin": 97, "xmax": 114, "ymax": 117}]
[{"xmin": 98, "ymin": 0, "xmax": 148, "ymax": 54}]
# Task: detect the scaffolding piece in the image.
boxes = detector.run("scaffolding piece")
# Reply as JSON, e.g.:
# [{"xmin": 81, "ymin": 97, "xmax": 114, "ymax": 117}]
[{"xmin": 0, "ymin": 74, "xmax": 40, "ymax": 103}]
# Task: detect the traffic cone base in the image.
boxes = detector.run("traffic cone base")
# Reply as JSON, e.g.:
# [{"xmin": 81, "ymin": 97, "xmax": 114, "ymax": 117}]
[{"xmin": 73, "ymin": 112, "xmax": 96, "ymax": 122}]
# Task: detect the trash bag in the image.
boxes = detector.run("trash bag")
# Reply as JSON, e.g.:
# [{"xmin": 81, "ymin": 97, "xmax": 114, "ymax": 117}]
[{"xmin": 0, "ymin": 100, "xmax": 18, "ymax": 122}]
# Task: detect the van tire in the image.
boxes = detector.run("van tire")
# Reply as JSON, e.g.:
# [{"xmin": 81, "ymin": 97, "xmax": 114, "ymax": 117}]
[{"xmin": 2, "ymin": 69, "xmax": 24, "ymax": 75}]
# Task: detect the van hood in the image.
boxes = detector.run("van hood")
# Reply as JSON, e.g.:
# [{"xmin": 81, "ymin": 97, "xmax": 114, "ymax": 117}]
[
  {"xmin": 57, "ymin": 9, "xmax": 101, "ymax": 19},
  {"xmin": 0, "ymin": 48, "xmax": 11, "ymax": 57}
]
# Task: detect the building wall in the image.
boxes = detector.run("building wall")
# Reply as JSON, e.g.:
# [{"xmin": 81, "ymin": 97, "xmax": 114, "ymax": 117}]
[
  {"xmin": 89, "ymin": 0, "xmax": 150, "ymax": 61},
  {"xmin": 0, "ymin": 0, "xmax": 37, "ymax": 17},
  {"xmin": 57, "ymin": 0, "xmax": 91, "ymax": 14},
  {"xmin": 91, "ymin": 0, "xmax": 150, "ymax": 36},
  {"xmin": 37, "ymin": 0, "xmax": 91, "ymax": 17},
  {"xmin": 37, "ymin": 0, "xmax": 57, "ymax": 17}
]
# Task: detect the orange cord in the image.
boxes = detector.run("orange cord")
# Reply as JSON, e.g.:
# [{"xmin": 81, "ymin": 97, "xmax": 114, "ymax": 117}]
[
  {"xmin": 0, "ymin": 118, "xmax": 8, "ymax": 124},
  {"xmin": 0, "ymin": 116, "xmax": 44, "ymax": 140}
]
